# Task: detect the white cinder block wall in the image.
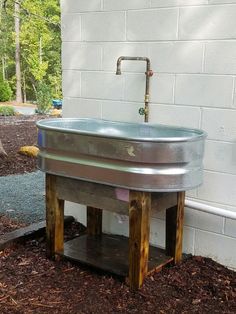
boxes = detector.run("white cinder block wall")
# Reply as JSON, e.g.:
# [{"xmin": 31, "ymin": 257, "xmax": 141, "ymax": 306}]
[{"xmin": 60, "ymin": 0, "xmax": 236, "ymax": 269}]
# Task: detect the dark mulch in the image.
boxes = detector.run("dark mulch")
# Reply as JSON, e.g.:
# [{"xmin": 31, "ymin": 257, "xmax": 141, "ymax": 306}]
[
  {"xmin": 0, "ymin": 115, "xmax": 44, "ymax": 176},
  {"xmin": 0, "ymin": 222, "xmax": 235, "ymax": 314},
  {"xmin": 0, "ymin": 215, "xmax": 27, "ymax": 235},
  {"xmin": 0, "ymin": 114, "xmax": 236, "ymax": 313}
]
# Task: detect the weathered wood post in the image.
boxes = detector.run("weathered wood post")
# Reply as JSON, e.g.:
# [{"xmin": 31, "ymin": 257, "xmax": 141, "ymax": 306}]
[
  {"xmin": 129, "ymin": 190, "xmax": 151, "ymax": 290},
  {"xmin": 46, "ymin": 174, "xmax": 64, "ymax": 259},
  {"xmin": 166, "ymin": 191, "xmax": 185, "ymax": 264},
  {"xmin": 87, "ymin": 207, "xmax": 103, "ymax": 236}
]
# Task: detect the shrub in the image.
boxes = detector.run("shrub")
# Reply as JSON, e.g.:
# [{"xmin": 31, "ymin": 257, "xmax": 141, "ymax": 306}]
[
  {"xmin": 35, "ymin": 82, "xmax": 52, "ymax": 114},
  {"xmin": 0, "ymin": 105, "xmax": 15, "ymax": 116},
  {"xmin": 0, "ymin": 79, "xmax": 13, "ymax": 102}
]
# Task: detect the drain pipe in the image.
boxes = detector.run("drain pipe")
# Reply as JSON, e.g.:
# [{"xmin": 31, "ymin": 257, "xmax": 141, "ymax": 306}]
[{"xmin": 185, "ymin": 198, "xmax": 236, "ymax": 220}]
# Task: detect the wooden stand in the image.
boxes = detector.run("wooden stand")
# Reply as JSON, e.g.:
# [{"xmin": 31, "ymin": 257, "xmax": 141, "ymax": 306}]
[{"xmin": 46, "ymin": 174, "xmax": 185, "ymax": 290}]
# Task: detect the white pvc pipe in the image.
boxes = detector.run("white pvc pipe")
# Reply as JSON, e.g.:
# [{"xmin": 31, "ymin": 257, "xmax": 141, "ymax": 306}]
[{"xmin": 185, "ymin": 198, "xmax": 236, "ymax": 220}]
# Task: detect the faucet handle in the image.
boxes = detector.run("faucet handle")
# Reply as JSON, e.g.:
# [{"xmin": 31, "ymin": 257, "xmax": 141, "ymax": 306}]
[{"xmin": 138, "ymin": 107, "xmax": 146, "ymax": 116}]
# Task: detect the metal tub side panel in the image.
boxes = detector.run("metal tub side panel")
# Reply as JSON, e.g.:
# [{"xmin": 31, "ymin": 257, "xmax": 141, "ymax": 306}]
[
  {"xmin": 37, "ymin": 152, "xmax": 204, "ymax": 192},
  {"xmin": 37, "ymin": 122, "xmax": 206, "ymax": 192},
  {"xmin": 38, "ymin": 129, "xmax": 205, "ymax": 164}
]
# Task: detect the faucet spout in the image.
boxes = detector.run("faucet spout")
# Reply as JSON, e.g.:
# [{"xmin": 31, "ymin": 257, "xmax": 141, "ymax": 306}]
[{"xmin": 115, "ymin": 56, "xmax": 153, "ymax": 122}]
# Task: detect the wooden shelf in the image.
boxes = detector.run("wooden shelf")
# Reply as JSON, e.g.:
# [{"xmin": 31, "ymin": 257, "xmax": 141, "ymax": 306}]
[
  {"xmin": 60, "ymin": 234, "xmax": 173, "ymax": 277},
  {"xmin": 46, "ymin": 174, "xmax": 185, "ymax": 289}
]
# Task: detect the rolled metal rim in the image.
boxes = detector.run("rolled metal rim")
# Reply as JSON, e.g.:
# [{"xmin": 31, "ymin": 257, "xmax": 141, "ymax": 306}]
[{"xmin": 36, "ymin": 118, "xmax": 207, "ymax": 143}]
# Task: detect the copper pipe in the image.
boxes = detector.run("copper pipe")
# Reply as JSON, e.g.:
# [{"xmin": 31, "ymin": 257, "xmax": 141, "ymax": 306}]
[{"xmin": 116, "ymin": 56, "xmax": 153, "ymax": 122}]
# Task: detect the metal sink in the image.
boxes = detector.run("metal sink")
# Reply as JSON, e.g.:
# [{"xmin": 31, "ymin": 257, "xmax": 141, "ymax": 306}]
[{"xmin": 36, "ymin": 118, "xmax": 206, "ymax": 192}]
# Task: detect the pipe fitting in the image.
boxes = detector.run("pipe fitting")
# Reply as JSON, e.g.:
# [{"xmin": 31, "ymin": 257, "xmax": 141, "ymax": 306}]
[
  {"xmin": 145, "ymin": 70, "xmax": 153, "ymax": 77},
  {"xmin": 115, "ymin": 56, "xmax": 153, "ymax": 123}
]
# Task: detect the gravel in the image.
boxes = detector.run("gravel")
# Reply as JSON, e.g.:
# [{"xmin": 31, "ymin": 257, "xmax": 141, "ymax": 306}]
[{"xmin": 0, "ymin": 170, "xmax": 45, "ymax": 224}]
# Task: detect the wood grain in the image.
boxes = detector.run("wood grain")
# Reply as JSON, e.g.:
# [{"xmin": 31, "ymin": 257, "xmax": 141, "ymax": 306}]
[
  {"xmin": 87, "ymin": 207, "xmax": 103, "ymax": 236},
  {"xmin": 129, "ymin": 190, "xmax": 151, "ymax": 290},
  {"xmin": 61, "ymin": 234, "xmax": 173, "ymax": 278},
  {"xmin": 166, "ymin": 191, "xmax": 185, "ymax": 264},
  {"xmin": 46, "ymin": 174, "xmax": 64, "ymax": 259},
  {"xmin": 55, "ymin": 176, "xmax": 177, "ymax": 215},
  {"xmin": 45, "ymin": 173, "xmax": 183, "ymax": 289}
]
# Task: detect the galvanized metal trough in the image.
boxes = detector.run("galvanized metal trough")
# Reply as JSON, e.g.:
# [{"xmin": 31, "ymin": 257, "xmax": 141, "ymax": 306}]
[{"xmin": 36, "ymin": 118, "xmax": 206, "ymax": 192}]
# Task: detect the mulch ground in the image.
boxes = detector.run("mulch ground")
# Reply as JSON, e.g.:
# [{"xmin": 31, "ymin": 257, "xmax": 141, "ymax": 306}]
[
  {"xmin": 0, "ymin": 115, "xmax": 43, "ymax": 176},
  {"xmin": 0, "ymin": 215, "xmax": 26, "ymax": 235},
  {"xmin": 0, "ymin": 114, "xmax": 236, "ymax": 313},
  {"xmin": 0, "ymin": 224, "xmax": 235, "ymax": 314}
]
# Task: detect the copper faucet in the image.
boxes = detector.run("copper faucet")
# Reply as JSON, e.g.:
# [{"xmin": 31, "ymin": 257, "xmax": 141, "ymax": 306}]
[{"xmin": 116, "ymin": 56, "xmax": 153, "ymax": 123}]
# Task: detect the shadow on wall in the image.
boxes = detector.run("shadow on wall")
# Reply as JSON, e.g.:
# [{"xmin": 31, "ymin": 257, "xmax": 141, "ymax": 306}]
[{"xmin": 179, "ymin": 6, "xmax": 236, "ymax": 40}]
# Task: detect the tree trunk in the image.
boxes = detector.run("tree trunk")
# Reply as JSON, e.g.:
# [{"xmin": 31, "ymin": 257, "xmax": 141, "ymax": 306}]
[
  {"xmin": 23, "ymin": 71, "xmax": 27, "ymax": 103},
  {"xmin": 0, "ymin": 1, "xmax": 6, "ymax": 81},
  {"xmin": 15, "ymin": 1, "xmax": 22, "ymax": 103}
]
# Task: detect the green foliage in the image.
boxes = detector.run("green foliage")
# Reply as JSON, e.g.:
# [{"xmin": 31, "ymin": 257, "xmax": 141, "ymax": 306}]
[
  {"xmin": 35, "ymin": 81, "xmax": 52, "ymax": 114},
  {"xmin": 0, "ymin": 0, "xmax": 62, "ymax": 101},
  {"xmin": 0, "ymin": 78, "xmax": 13, "ymax": 101},
  {"xmin": 0, "ymin": 105, "xmax": 15, "ymax": 116}
]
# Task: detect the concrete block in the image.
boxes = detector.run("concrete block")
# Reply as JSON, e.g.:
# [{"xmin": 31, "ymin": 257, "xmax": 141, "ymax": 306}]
[
  {"xmin": 123, "ymin": 73, "xmax": 147, "ymax": 103},
  {"xmin": 103, "ymin": 43, "xmax": 148, "ymax": 72},
  {"xmin": 198, "ymin": 171, "xmax": 236, "ymax": 206},
  {"xmin": 103, "ymin": 0, "xmax": 149, "ymax": 11},
  {"xmin": 82, "ymin": 12, "xmax": 125, "ymax": 41},
  {"xmin": 127, "ymin": 9, "xmax": 178, "ymax": 41},
  {"xmin": 151, "ymin": 208, "xmax": 166, "ymax": 220},
  {"xmin": 179, "ymin": 5, "xmax": 236, "ymax": 40},
  {"xmin": 102, "ymin": 101, "xmax": 143, "ymax": 123},
  {"xmin": 102, "ymin": 212, "xmax": 129, "ymax": 237},
  {"xmin": 149, "ymin": 42, "xmax": 204, "ymax": 73},
  {"xmin": 209, "ymin": 0, "xmax": 236, "ymax": 3},
  {"xmin": 184, "ymin": 207, "xmax": 224, "ymax": 233},
  {"xmin": 175, "ymin": 74, "xmax": 234, "ymax": 107},
  {"xmin": 225, "ymin": 218, "xmax": 236, "ymax": 238},
  {"xmin": 81, "ymin": 72, "xmax": 125, "ymax": 101},
  {"xmin": 65, "ymin": 202, "xmax": 87, "ymax": 226},
  {"xmin": 102, "ymin": 213, "xmax": 194, "ymax": 254},
  {"xmin": 195, "ymin": 230, "xmax": 236, "ymax": 269},
  {"xmin": 61, "ymin": 0, "xmax": 101, "ymax": 13},
  {"xmin": 62, "ymin": 43, "xmax": 102, "ymax": 71},
  {"xmin": 183, "ymin": 226, "xmax": 195, "ymax": 255},
  {"xmin": 234, "ymin": 82, "xmax": 236, "ymax": 108},
  {"xmin": 124, "ymin": 73, "xmax": 174, "ymax": 104},
  {"xmin": 150, "ymin": 218, "xmax": 165, "ymax": 248},
  {"xmin": 61, "ymin": 14, "xmax": 81, "ymax": 42},
  {"xmin": 150, "ymin": 218, "xmax": 195, "ymax": 254},
  {"xmin": 149, "ymin": 104, "xmax": 201, "ymax": 128},
  {"xmin": 151, "ymin": 74, "xmax": 175, "ymax": 103},
  {"xmin": 204, "ymin": 140, "xmax": 236, "ymax": 174},
  {"xmin": 62, "ymin": 98, "xmax": 102, "ymax": 119},
  {"xmin": 62, "ymin": 70, "xmax": 81, "ymax": 97},
  {"xmin": 150, "ymin": 0, "xmax": 207, "ymax": 7},
  {"xmin": 186, "ymin": 189, "xmax": 198, "ymax": 198},
  {"xmin": 202, "ymin": 108, "xmax": 236, "ymax": 141},
  {"xmin": 205, "ymin": 41, "xmax": 236, "ymax": 75}
]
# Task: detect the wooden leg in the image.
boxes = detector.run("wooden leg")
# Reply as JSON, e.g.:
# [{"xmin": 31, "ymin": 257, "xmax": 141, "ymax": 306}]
[
  {"xmin": 166, "ymin": 191, "xmax": 185, "ymax": 264},
  {"xmin": 129, "ymin": 190, "xmax": 151, "ymax": 290},
  {"xmin": 87, "ymin": 207, "xmax": 103, "ymax": 236},
  {"xmin": 46, "ymin": 174, "xmax": 64, "ymax": 259}
]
